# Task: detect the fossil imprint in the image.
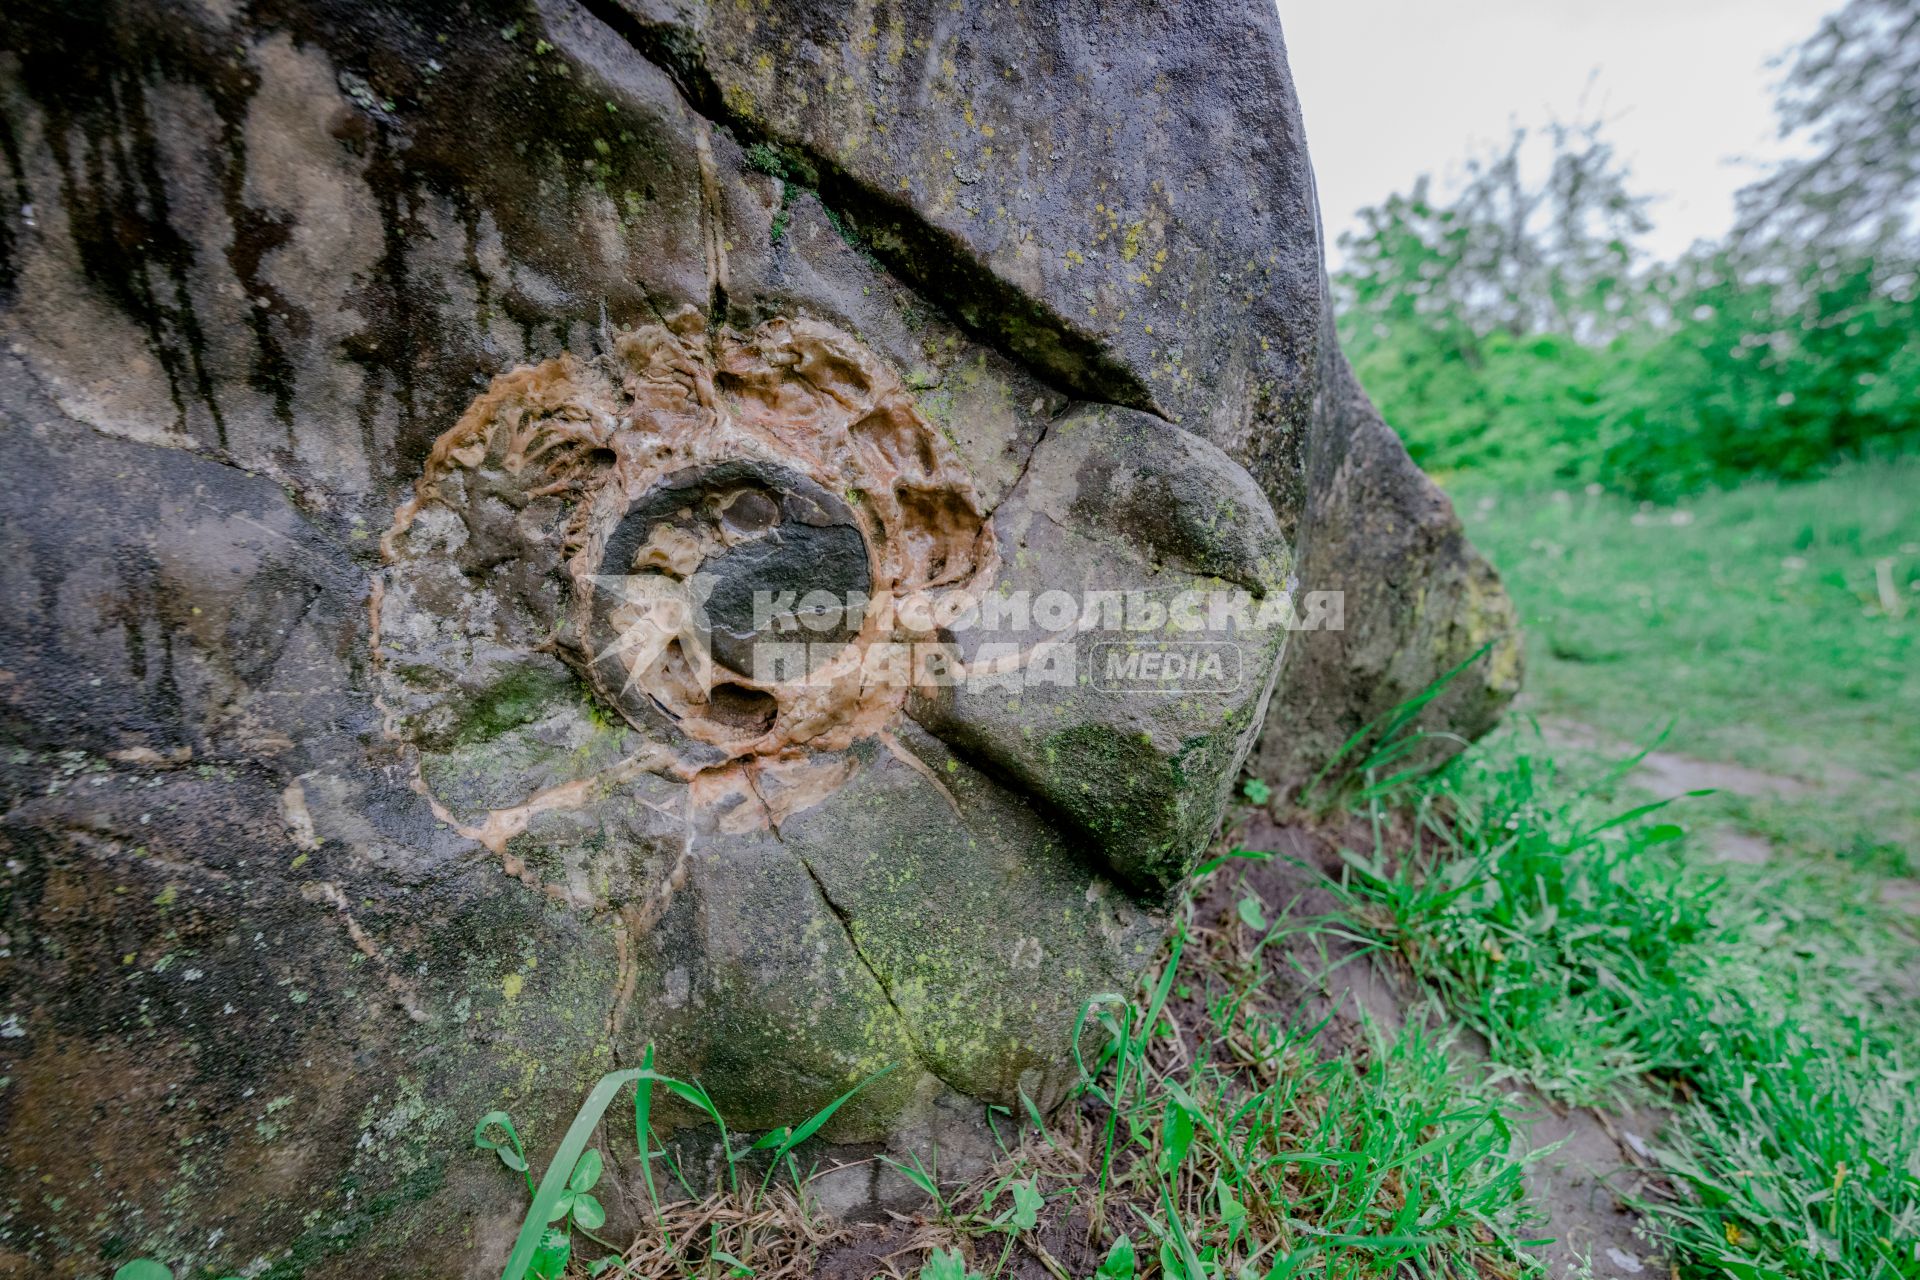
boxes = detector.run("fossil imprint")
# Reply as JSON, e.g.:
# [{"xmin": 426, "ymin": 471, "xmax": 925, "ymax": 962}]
[{"xmin": 378, "ymin": 311, "xmax": 1002, "ymax": 833}]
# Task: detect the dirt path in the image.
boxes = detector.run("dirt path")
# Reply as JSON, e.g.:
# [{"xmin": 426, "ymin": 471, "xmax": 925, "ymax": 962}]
[
  {"xmin": 1221, "ymin": 816, "xmax": 1664, "ymax": 1278},
  {"xmin": 1540, "ymin": 718, "xmax": 1920, "ymax": 915},
  {"xmin": 1542, "ymin": 718, "xmax": 1816, "ymax": 866},
  {"xmin": 1538, "ymin": 718, "xmax": 1818, "ymax": 800}
]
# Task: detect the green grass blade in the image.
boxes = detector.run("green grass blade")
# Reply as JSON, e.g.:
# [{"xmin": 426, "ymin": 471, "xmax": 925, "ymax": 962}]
[
  {"xmin": 474, "ymin": 1109, "xmax": 536, "ymax": 1194},
  {"xmin": 772, "ymin": 1063, "xmax": 896, "ymax": 1165},
  {"xmin": 633, "ymin": 1044, "xmax": 660, "ymax": 1224},
  {"xmin": 1303, "ymin": 641, "xmax": 1497, "ymax": 802},
  {"xmin": 646, "ymin": 1071, "xmax": 737, "ymax": 1193},
  {"xmin": 501, "ymin": 1069, "xmax": 644, "ymax": 1280},
  {"xmin": 757, "ymin": 1062, "xmax": 897, "ymax": 1192},
  {"xmin": 878, "ymin": 1153, "xmax": 939, "ymax": 1199}
]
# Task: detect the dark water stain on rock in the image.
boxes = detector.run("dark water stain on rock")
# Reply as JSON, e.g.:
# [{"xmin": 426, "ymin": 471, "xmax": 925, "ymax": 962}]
[{"xmin": 0, "ymin": 107, "xmax": 29, "ymax": 305}]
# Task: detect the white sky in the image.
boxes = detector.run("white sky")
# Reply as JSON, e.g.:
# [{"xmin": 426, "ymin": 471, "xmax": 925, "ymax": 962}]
[{"xmin": 1280, "ymin": 0, "xmax": 1841, "ymax": 265}]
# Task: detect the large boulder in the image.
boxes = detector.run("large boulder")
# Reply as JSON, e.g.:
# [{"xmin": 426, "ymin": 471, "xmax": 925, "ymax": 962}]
[{"xmin": 0, "ymin": 0, "xmax": 1519, "ymax": 1274}]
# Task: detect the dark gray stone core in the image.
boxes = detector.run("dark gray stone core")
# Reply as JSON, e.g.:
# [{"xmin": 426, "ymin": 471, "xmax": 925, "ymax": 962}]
[{"xmin": 589, "ymin": 459, "xmax": 873, "ymax": 721}]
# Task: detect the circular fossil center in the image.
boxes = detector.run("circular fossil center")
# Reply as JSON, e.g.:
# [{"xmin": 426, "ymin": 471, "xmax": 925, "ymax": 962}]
[{"xmin": 587, "ymin": 460, "xmax": 872, "ymax": 739}]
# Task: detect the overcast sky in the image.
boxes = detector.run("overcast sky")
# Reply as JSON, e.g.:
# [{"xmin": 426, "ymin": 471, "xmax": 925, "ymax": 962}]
[{"xmin": 1279, "ymin": 0, "xmax": 1841, "ymax": 265}]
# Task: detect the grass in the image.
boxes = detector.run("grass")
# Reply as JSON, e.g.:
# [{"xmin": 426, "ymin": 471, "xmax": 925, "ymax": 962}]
[
  {"xmin": 1332, "ymin": 740, "xmax": 1721, "ymax": 1104},
  {"xmin": 844, "ymin": 934, "xmax": 1539, "ymax": 1280},
  {"xmin": 1030, "ymin": 925, "xmax": 1537, "ymax": 1280},
  {"xmin": 1458, "ymin": 457, "xmax": 1920, "ymax": 857},
  {"xmin": 1332, "ymin": 726, "xmax": 1920, "ymax": 1280},
  {"xmin": 461, "ymin": 756, "xmax": 1918, "ymax": 1279},
  {"xmin": 1303, "ymin": 457, "xmax": 1920, "ymax": 1279},
  {"xmin": 1245, "ymin": 440, "xmax": 1920, "ymax": 1275},
  {"xmin": 472, "ymin": 858, "xmax": 1545, "ymax": 1280},
  {"xmin": 475, "ymin": 1042, "xmax": 899, "ymax": 1280}
]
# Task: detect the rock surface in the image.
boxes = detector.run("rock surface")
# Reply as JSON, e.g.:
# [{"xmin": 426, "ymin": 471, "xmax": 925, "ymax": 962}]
[{"xmin": 0, "ymin": 0, "xmax": 1517, "ymax": 1274}]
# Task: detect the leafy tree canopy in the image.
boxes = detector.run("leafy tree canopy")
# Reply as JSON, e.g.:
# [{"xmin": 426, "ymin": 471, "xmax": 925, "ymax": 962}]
[{"xmin": 1337, "ymin": 0, "xmax": 1920, "ymax": 498}]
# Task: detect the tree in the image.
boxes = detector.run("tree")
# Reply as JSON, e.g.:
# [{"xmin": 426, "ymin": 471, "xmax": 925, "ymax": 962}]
[
  {"xmin": 1337, "ymin": 117, "xmax": 1651, "ymax": 364},
  {"xmin": 1335, "ymin": 77, "xmax": 1920, "ymax": 497},
  {"xmin": 1737, "ymin": 0, "xmax": 1920, "ymax": 251},
  {"xmin": 1334, "ymin": 118, "xmax": 1649, "ymax": 482}
]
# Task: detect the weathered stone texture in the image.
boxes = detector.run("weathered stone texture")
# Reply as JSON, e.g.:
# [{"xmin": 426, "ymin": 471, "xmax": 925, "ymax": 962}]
[{"xmin": 0, "ymin": 1, "xmax": 1517, "ymax": 1274}]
